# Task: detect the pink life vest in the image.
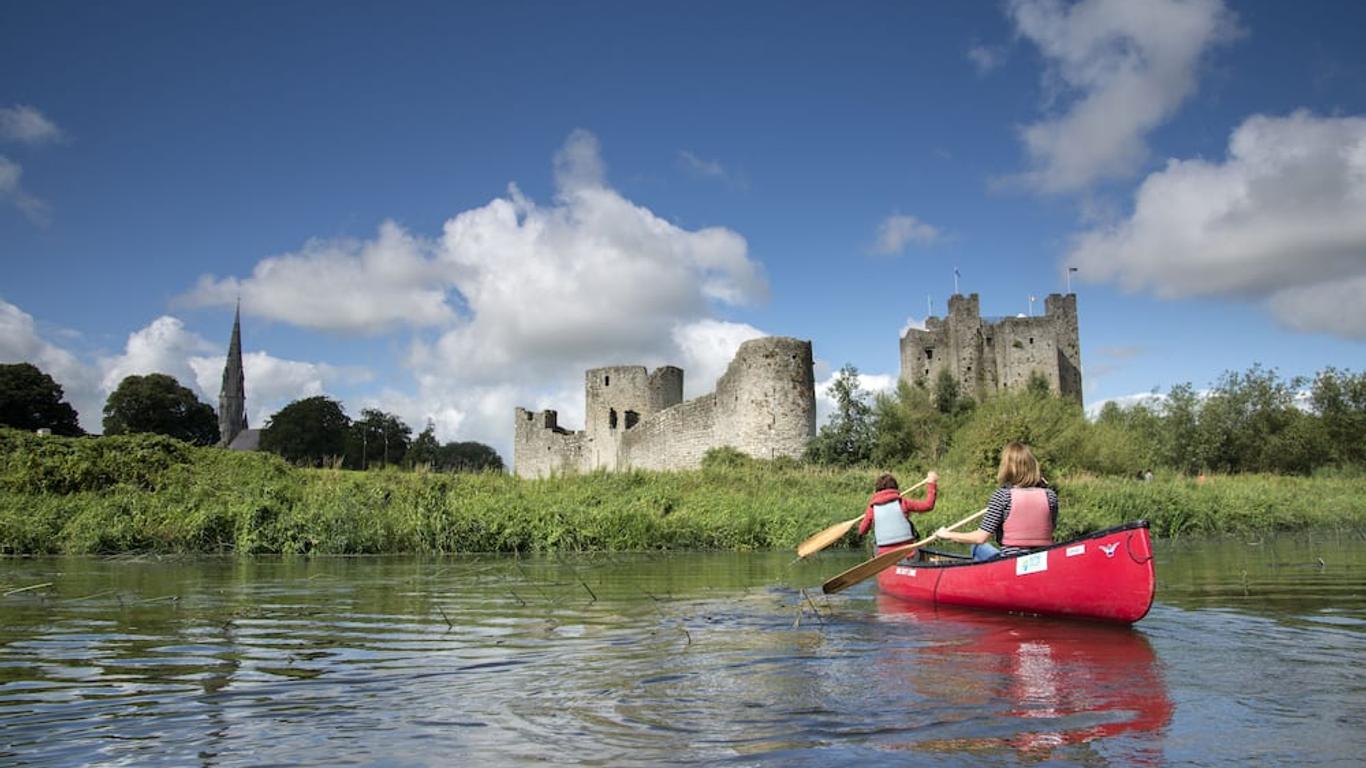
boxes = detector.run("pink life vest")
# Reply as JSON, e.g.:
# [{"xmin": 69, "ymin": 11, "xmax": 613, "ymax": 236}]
[{"xmin": 1001, "ymin": 488, "xmax": 1053, "ymax": 547}]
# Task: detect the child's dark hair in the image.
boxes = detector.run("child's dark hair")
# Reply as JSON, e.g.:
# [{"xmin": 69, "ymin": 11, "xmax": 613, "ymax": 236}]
[{"xmin": 874, "ymin": 473, "xmax": 899, "ymax": 492}]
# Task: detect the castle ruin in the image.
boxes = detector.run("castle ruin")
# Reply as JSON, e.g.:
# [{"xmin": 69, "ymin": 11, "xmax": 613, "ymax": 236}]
[
  {"xmin": 900, "ymin": 293, "xmax": 1081, "ymax": 402},
  {"xmin": 514, "ymin": 336, "xmax": 816, "ymax": 478}
]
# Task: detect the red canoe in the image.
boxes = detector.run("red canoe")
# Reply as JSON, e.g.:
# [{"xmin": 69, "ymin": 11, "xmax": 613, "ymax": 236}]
[{"xmin": 876, "ymin": 521, "xmax": 1156, "ymax": 624}]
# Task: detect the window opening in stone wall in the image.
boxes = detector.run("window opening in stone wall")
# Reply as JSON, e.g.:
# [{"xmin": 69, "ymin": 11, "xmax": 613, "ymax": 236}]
[
  {"xmin": 605, "ymin": 375, "xmax": 610, "ymax": 386},
  {"xmin": 609, "ymin": 409, "xmax": 618, "ymax": 429},
  {"xmin": 1029, "ymin": 337, "xmax": 1034, "ymax": 344},
  {"xmin": 625, "ymin": 410, "xmax": 639, "ymax": 429},
  {"xmin": 926, "ymin": 348, "xmax": 934, "ymax": 360}
]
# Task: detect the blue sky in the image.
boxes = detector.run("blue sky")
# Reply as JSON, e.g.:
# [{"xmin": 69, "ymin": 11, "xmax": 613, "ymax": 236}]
[{"xmin": 2, "ymin": 0, "xmax": 1364, "ymax": 461}]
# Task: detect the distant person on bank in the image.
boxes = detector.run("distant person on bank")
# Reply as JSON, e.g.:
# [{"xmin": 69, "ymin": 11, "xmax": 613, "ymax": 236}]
[
  {"xmin": 936, "ymin": 442, "xmax": 1057, "ymax": 562},
  {"xmin": 858, "ymin": 471, "xmax": 938, "ymax": 556}
]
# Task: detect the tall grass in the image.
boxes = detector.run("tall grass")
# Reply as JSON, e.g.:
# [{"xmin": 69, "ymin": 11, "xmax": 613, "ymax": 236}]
[{"xmin": 0, "ymin": 430, "xmax": 1361, "ymax": 555}]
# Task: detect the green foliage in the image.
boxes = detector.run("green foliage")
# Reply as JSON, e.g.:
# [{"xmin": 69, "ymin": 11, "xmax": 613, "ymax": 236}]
[
  {"xmin": 0, "ymin": 362, "xmax": 83, "ymax": 436},
  {"xmin": 871, "ymin": 380, "xmax": 954, "ymax": 467},
  {"xmin": 0, "ymin": 428, "xmax": 1360, "ymax": 556},
  {"xmin": 260, "ymin": 396, "xmax": 351, "ymax": 467},
  {"xmin": 434, "ymin": 441, "xmax": 504, "ymax": 472},
  {"xmin": 806, "ymin": 364, "xmax": 873, "ymax": 466},
  {"xmin": 102, "ymin": 372, "xmax": 219, "ymax": 446},
  {"xmin": 946, "ymin": 388, "xmax": 1087, "ymax": 476},
  {"xmin": 346, "ymin": 408, "xmax": 412, "ymax": 469},
  {"xmin": 1311, "ymin": 368, "xmax": 1366, "ymax": 466}
]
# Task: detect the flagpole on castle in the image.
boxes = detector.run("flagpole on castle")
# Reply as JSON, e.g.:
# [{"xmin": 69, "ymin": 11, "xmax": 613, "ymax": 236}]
[
  {"xmin": 953, "ymin": 267, "xmax": 960, "ymax": 295},
  {"xmin": 1067, "ymin": 266, "xmax": 1077, "ymax": 294}
]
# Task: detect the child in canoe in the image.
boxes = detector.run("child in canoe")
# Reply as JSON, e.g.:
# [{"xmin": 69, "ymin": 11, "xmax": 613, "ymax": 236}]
[
  {"xmin": 936, "ymin": 441, "xmax": 1057, "ymax": 561},
  {"xmin": 858, "ymin": 471, "xmax": 938, "ymax": 555}
]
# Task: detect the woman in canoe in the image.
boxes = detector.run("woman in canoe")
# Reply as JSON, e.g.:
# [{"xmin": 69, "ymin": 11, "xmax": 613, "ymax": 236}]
[
  {"xmin": 858, "ymin": 471, "xmax": 938, "ymax": 555},
  {"xmin": 936, "ymin": 442, "xmax": 1057, "ymax": 561}
]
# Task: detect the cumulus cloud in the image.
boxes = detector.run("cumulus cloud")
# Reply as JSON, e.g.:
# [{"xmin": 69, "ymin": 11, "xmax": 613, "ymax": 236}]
[
  {"xmin": 1068, "ymin": 111, "xmax": 1366, "ymax": 338},
  {"xmin": 181, "ymin": 220, "xmax": 453, "ymax": 333},
  {"xmin": 873, "ymin": 213, "xmax": 942, "ymax": 255},
  {"xmin": 0, "ymin": 105, "xmax": 61, "ymax": 144},
  {"xmin": 184, "ymin": 131, "xmax": 770, "ymax": 459},
  {"xmin": 1, "ymin": 298, "xmax": 366, "ymax": 434},
  {"xmin": 0, "ymin": 298, "xmax": 99, "ymax": 426},
  {"xmin": 1005, "ymin": 0, "xmax": 1237, "ymax": 193}
]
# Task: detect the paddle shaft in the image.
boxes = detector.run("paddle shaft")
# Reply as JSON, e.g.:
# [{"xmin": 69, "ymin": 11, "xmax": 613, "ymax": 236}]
[
  {"xmin": 794, "ymin": 476, "xmax": 933, "ymax": 558},
  {"xmin": 821, "ymin": 507, "xmax": 987, "ymax": 595}
]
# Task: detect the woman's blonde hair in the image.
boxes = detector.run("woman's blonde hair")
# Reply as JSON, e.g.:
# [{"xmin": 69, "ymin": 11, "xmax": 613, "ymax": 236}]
[{"xmin": 996, "ymin": 442, "xmax": 1043, "ymax": 487}]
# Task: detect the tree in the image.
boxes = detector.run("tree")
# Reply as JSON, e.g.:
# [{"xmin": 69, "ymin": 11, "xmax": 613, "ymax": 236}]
[
  {"xmin": 871, "ymin": 380, "xmax": 952, "ymax": 467},
  {"xmin": 1310, "ymin": 367, "xmax": 1366, "ymax": 466},
  {"xmin": 435, "ymin": 441, "xmax": 504, "ymax": 472},
  {"xmin": 407, "ymin": 420, "xmax": 441, "ymax": 468},
  {"xmin": 806, "ymin": 364, "xmax": 874, "ymax": 466},
  {"xmin": 259, "ymin": 396, "xmax": 351, "ymax": 466},
  {"xmin": 102, "ymin": 373, "xmax": 219, "ymax": 445},
  {"xmin": 346, "ymin": 408, "xmax": 412, "ymax": 469},
  {"xmin": 0, "ymin": 362, "xmax": 83, "ymax": 435}
]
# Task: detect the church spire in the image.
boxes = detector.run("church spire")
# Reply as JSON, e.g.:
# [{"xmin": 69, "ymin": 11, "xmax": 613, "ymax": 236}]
[{"xmin": 218, "ymin": 301, "xmax": 248, "ymax": 447}]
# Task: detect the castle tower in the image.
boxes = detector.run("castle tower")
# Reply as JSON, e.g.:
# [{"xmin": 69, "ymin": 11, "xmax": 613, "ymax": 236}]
[{"xmin": 218, "ymin": 304, "xmax": 248, "ymax": 448}]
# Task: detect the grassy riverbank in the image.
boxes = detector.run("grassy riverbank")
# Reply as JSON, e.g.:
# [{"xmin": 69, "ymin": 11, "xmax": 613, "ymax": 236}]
[{"xmin": 1, "ymin": 429, "xmax": 1362, "ymax": 555}]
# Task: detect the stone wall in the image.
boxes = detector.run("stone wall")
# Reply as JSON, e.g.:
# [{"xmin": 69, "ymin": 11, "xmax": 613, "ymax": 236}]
[
  {"xmin": 899, "ymin": 292, "xmax": 1081, "ymax": 402},
  {"xmin": 514, "ymin": 337, "xmax": 816, "ymax": 477}
]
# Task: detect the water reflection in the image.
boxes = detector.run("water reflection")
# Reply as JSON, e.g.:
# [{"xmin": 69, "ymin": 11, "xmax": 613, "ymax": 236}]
[{"xmin": 873, "ymin": 595, "xmax": 1172, "ymax": 763}]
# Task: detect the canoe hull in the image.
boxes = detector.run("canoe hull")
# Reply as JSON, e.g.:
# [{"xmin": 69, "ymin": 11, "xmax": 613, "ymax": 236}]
[{"xmin": 876, "ymin": 521, "xmax": 1156, "ymax": 624}]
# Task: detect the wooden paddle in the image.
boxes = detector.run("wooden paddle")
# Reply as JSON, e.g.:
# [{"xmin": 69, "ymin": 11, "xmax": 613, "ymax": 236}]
[
  {"xmin": 795, "ymin": 476, "xmax": 933, "ymax": 559},
  {"xmin": 821, "ymin": 507, "xmax": 987, "ymax": 595}
]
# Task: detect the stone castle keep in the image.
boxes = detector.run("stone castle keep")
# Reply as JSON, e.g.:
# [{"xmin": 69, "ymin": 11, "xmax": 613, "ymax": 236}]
[
  {"xmin": 900, "ymin": 293, "xmax": 1081, "ymax": 402},
  {"xmin": 514, "ymin": 337, "xmax": 817, "ymax": 478}
]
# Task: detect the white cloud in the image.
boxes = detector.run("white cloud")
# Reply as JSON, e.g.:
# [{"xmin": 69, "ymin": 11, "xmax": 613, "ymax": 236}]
[
  {"xmin": 181, "ymin": 220, "xmax": 453, "ymax": 334},
  {"xmin": 183, "ymin": 131, "xmax": 770, "ymax": 460},
  {"xmin": 1005, "ymin": 0, "xmax": 1237, "ymax": 193},
  {"xmin": 99, "ymin": 316, "xmax": 217, "ymax": 394},
  {"xmin": 1085, "ymin": 391, "xmax": 1166, "ymax": 419},
  {"xmin": 873, "ymin": 213, "xmax": 941, "ymax": 255},
  {"xmin": 0, "ymin": 155, "xmax": 50, "ymax": 225},
  {"xmin": 0, "ymin": 298, "xmax": 99, "ymax": 427},
  {"xmin": 0, "ymin": 105, "xmax": 61, "ymax": 144},
  {"xmin": 1068, "ymin": 111, "xmax": 1366, "ymax": 339},
  {"xmin": 900, "ymin": 316, "xmax": 927, "ymax": 336}
]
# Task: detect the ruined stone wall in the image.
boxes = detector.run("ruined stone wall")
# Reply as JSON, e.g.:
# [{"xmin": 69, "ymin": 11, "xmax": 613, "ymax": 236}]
[
  {"xmin": 513, "ymin": 408, "xmax": 584, "ymax": 479},
  {"xmin": 513, "ymin": 337, "xmax": 815, "ymax": 477},
  {"xmin": 899, "ymin": 293, "xmax": 1082, "ymax": 402}
]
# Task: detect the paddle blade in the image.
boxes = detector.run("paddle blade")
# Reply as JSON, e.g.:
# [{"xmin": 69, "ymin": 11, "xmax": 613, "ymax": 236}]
[
  {"xmin": 821, "ymin": 540, "xmax": 924, "ymax": 594},
  {"xmin": 796, "ymin": 516, "xmax": 861, "ymax": 558}
]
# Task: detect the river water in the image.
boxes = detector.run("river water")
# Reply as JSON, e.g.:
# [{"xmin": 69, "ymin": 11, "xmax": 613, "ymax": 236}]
[{"xmin": 1, "ymin": 533, "xmax": 1363, "ymax": 766}]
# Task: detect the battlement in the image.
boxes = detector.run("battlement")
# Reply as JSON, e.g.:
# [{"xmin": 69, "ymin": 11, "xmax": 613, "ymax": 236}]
[{"xmin": 900, "ymin": 292, "xmax": 1081, "ymax": 402}]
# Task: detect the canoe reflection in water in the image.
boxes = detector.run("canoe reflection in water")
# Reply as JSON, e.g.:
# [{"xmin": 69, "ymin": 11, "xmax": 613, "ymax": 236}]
[{"xmin": 874, "ymin": 596, "xmax": 1174, "ymax": 763}]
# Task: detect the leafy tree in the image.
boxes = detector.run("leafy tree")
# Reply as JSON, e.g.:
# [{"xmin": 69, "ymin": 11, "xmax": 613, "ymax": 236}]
[
  {"xmin": 806, "ymin": 364, "xmax": 874, "ymax": 466},
  {"xmin": 1310, "ymin": 367, "xmax": 1366, "ymax": 466},
  {"xmin": 407, "ymin": 420, "xmax": 441, "ymax": 468},
  {"xmin": 1161, "ymin": 383, "xmax": 1203, "ymax": 474},
  {"xmin": 102, "ymin": 373, "xmax": 219, "ymax": 445},
  {"xmin": 1026, "ymin": 370, "xmax": 1053, "ymax": 397},
  {"xmin": 946, "ymin": 388, "xmax": 1087, "ymax": 477},
  {"xmin": 260, "ymin": 396, "xmax": 351, "ymax": 466},
  {"xmin": 435, "ymin": 441, "xmax": 504, "ymax": 472},
  {"xmin": 346, "ymin": 408, "xmax": 412, "ymax": 469},
  {"xmin": 871, "ymin": 380, "xmax": 952, "ymax": 467},
  {"xmin": 0, "ymin": 362, "xmax": 83, "ymax": 435}
]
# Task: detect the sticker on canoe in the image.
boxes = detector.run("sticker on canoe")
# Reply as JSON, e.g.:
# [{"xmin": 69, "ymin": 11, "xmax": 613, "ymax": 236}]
[
  {"xmin": 1015, "ymin": 551, "xmax": 1048, "ymax": 576},
  {"xmin": 894, "ymin": 567, "xmax": 917, "ymax": 576},
  {"xmin": 1066, "ymin": 544, "xmax": 1086, "ymax": 557}
]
